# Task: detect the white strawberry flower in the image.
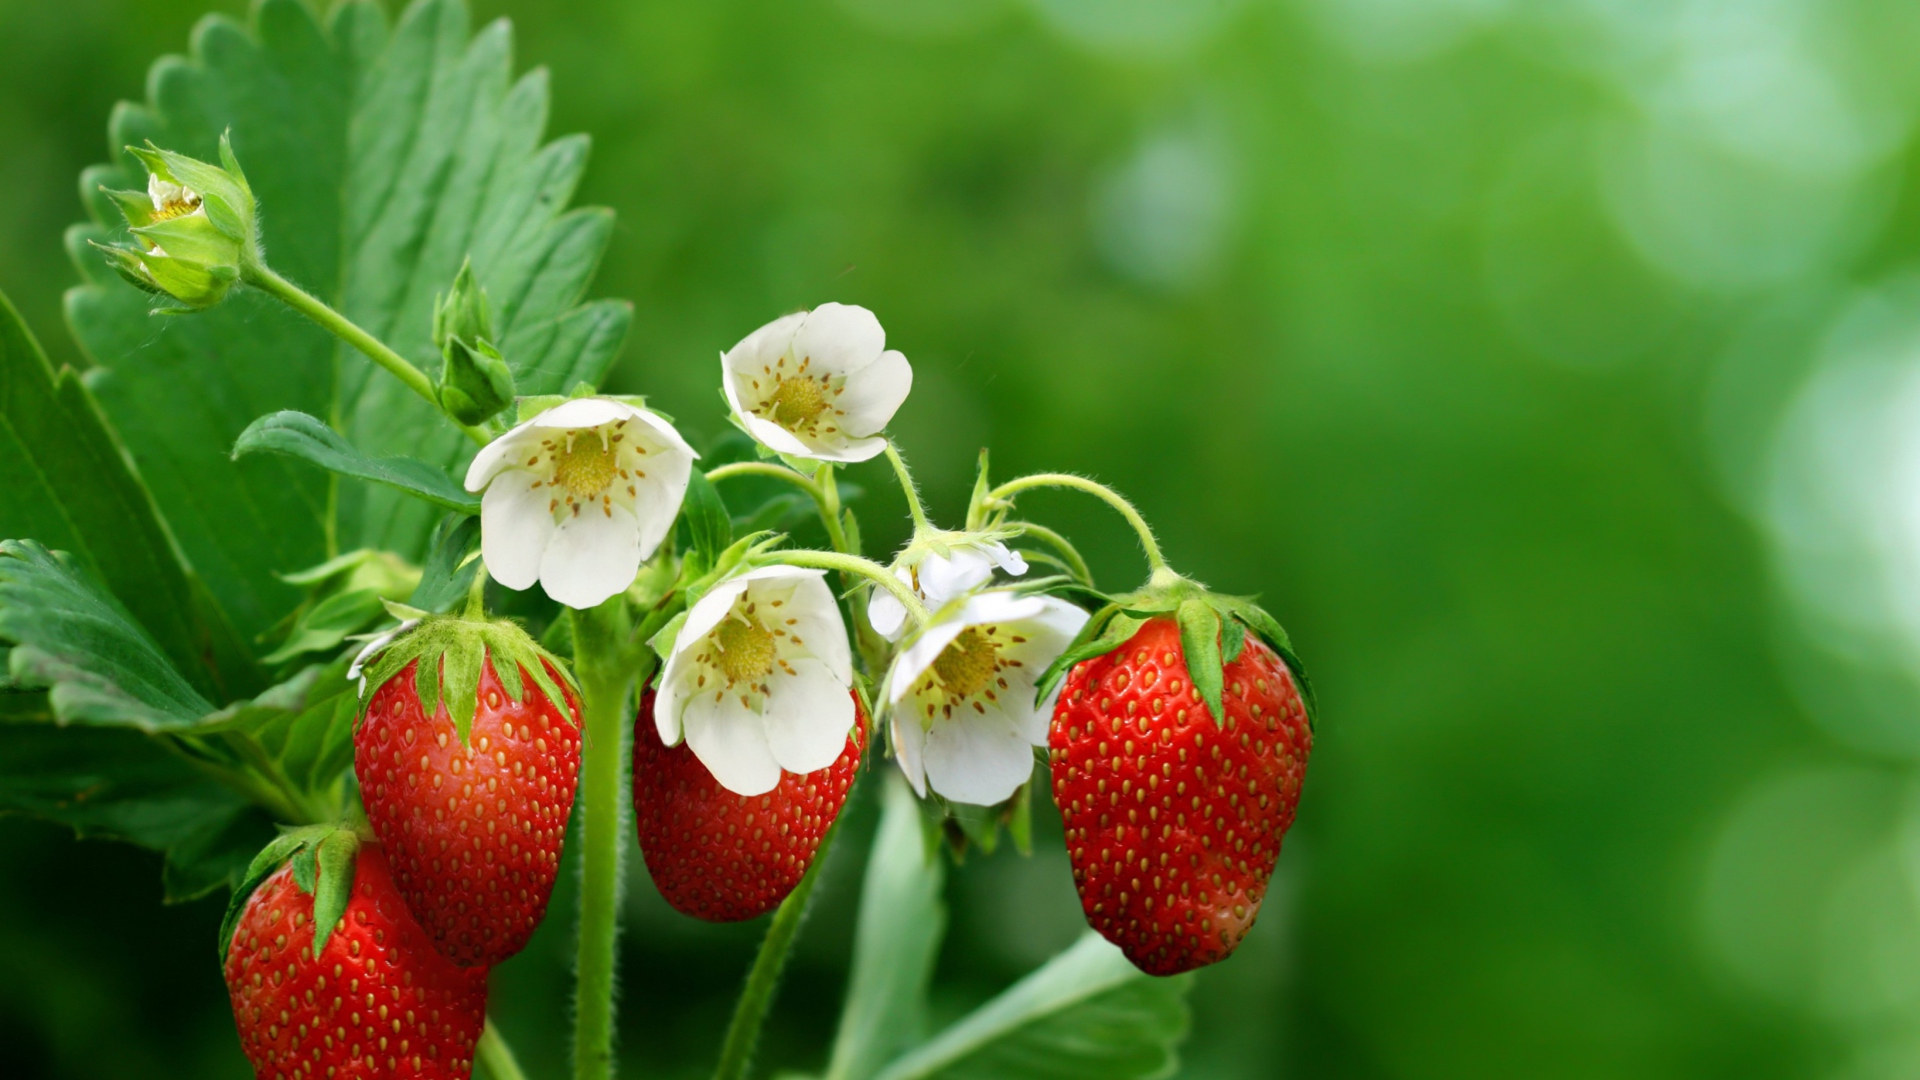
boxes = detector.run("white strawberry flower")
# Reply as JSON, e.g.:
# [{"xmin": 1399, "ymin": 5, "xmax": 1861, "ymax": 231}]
[
  {"xmin": 655, "ymin": 566, "xmax": 857, "ymax": 797},
  {"xmin": 464, "ymin": 397, "xmax": 696, "ymax": 610},
  {"xmin": 885, "ymin": 592, "xmax": 1088, "ymax": 806},
  {"xmin": 721, "ymin": 303, "xmax": 913, "ymax": 463},
  {"xmin": 868, "ymin": 540, "xmax": 1029, "ymax": 641}
]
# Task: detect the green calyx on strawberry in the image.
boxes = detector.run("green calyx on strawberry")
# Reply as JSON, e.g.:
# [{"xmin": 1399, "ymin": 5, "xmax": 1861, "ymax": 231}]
[
  {"xmin": 1037, "ymin": 568, "xmax": 1315, "ymax": 732},
  {"xmin": 219, "ymin": 828, "xmax": 489, "ymax": 1080},
  {"xmin": 351, "ymin": 606, "xmax": 577, "ymax": 749}
]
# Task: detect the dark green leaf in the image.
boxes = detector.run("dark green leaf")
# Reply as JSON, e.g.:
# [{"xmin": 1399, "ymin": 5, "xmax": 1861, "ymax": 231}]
[
  {"xmin": 234, "ymin": 410, "xmax": 479, "ymax": 514},
  {"xmin": 67, "ymin": 0, "xmax": 627, "ymax": 650},
  {"xmin": 0, "ymin": 285, "xmax": 259, "ymax": 701},
  {"xmin": 683, "ymin": 468, "xmax": 734, "ymax": 566},
  {"xmin": 409, "ymin": 514, "xmax": 482, "ymax": 613},
  {"xmin": 0, "ymin": 720, "xmax": 272, "ymax": 903},
  {"xmin": 194, "ymin": 660, "xmax": 359, "ymax": 807},
  {"xmin": 0, "ymin": 540, "xmax": 213, "ymax": 730},
  {"xmin": 871, "ymin": 933, "xmax": 1191, "ymax": 1080},
  {"xmin": 1176, "ymin": 600, "xmax": 1223, "ymax": 724},
  {"xmin": 826, "ymin": 774, "xmax": 948, "ymax": 1080},
  {"xmin": 260, "ymin": 587, "xmax": 387, "ymax": 664}
]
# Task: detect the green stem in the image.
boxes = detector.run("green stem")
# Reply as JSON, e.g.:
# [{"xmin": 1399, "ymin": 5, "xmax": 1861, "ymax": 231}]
[
  {"xmin": 1010, "ymin": 522, "xmax": 1094, "ymax": 586},
  {"xmin": 570, "ymin": 597, "xmax": 637, "ymax": 1080},
  {"xmin": 985, "ymin": 474, "xmax": 1170, "ymax": 576},
  {"xmin": 245, "ymin": 263, "xmax": 490, "ymax": 447},
  {"xmin": 478, "ymin": 1017, "xmax": 530, "ymax": 1080},
  {"xmin": 773, "ymin": 549, "xmax": 929, "ymax": 625},
  {"xmin": 712, "ymin": 821, "xmax": 841, "ymax": 1080},
  {"xmin": 883, "ymin": 442, "xmax": 930, "ymax": 534},
  {"xmin": 705, "ymin": 460, "xmax": 824, "ymax": 501}
]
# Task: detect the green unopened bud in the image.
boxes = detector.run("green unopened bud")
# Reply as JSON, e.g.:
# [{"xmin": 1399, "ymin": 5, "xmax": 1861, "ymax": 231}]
[
  {"xmin": 433, "ymin": 260, "xmax": 514, "ymax": 424},
  {"xmin": 91, "ymin": 133, "xmax": 259, "ymax": 312}
]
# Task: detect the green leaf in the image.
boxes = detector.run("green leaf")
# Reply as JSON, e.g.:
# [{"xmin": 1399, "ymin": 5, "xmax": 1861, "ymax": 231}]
[
  {"xmin": 67, "ymin": 0, "xmax": 629, "ymax": 649},
  {"xmin": 0, "ymin": 285, "xmax": 259, "ymax": 701},
  {"xmin": 260, "ymin": 587, "xmax": 388, "ymax": 664},
  {"xmin": 409, "ymin": 514, "xmax": 482, "ymax": 613},
  {"xmin": 871, "ymin": 933, "xmax": 1191, "ymax": 1080},
  {"xmin": 826, "ymin": 773, "xmax": 948, "ymax": 1080},
  {"xmin": 0, "ymin": 540, "xmax": 214, "ymax": 730},
  {"xmin": 194, "ymin": 660, "xmax": 359, "ymax": 808},
  {"xmin": 0, "ymin": 720, "xmax": 273, "ymax": 903},
  {"xmin": 234, "ymin": 410, "xmax": 480, "ymax": 514},
  {"xmin": 1177, "ymin": 600, "xmax": 1224, "ymax": 725},
  {"xmin": 682, "ymin": 468, "xmax": 734, "ymax": 567}
]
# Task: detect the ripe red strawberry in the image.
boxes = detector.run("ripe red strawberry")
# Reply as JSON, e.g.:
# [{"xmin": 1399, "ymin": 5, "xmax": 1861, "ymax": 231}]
[
  {"xmin": 223, "ymin": 837, "xmax": 488, "ymax": 1080},
  {"xmin": 1050, "ymin": 614, "xmax": 1311, "ymax": 976},
  {"xmin": 354, "ymin": 617, "xmax": 581, "ymax": 967},
  {"xmin": 632, "ymin": 689, "xmax": 866, "ymax": 921}
]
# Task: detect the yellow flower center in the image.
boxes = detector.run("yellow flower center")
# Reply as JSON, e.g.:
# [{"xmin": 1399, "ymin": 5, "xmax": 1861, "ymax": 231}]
[
  {"xmin": 768, "ymin": 377, "xmax": 830, "ymax": 429},
  {"xmin": 551, "ymin": 433, "xmax": 618, "ymax": 498},
  {"xmin": 933, "ymin": 628, "xmax": 1000, "ymax": 700},
  {"xmin": 714, "ymin": 617, "xmax": 777, "ymax": 685},
  {"xmin": 150, "ymin": 186, "xmax": 202, "ymax": 223}
]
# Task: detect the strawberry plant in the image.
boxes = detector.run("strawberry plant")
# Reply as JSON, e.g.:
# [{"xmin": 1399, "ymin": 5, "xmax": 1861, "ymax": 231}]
[{"xmin": 0, "ymin": 1, "xmax": 1315, "ymax": 1078}]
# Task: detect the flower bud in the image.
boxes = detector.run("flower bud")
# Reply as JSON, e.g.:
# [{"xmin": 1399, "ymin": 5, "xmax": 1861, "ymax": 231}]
[
  {"xmin": 92, "ymin": 133, "xmax": 259, "ymax": 312},
  {"xmin": 433, "ymin": 260, "xmax": 515, "ymax": 425}
]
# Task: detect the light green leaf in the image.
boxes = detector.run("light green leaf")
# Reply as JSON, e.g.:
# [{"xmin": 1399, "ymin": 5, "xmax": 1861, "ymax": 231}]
[
  {"xmin": 0, "ymin": 540, "xmax": 214, "ymax": 730},
  {"xmin": 871, "ymin": 934, "xmax": 1192, "ymax": 1080},
  {"xmin": 234, "ymin": 410, "xmax": 480, "ymax": 514},
  {"xmin": 0, "ymin": 285, "xmax": 259, "ymax": 701},
  {"xmin": 0, "ymin": 719, "xmax": 273, "ymax": 902},
  {"xmin": 826, "ymin": 774, "xmax": 949, "ymax": 1080},
  {"xmin": 194, "ymin": 660, "xmax": 359, "ymax": 806},
  {"xmin": 66, "ymin": 0, "xmax": 628, "ymax": 650}
]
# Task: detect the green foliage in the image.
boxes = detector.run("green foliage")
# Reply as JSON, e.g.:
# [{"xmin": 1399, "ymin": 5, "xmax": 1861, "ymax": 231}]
[
  {"xmin": 0, "ymin": 540, "xmax": 213, "ymax": 730},
  {"xmin": 870, "ymin": 934, "xmax": 1191, "ymax": 1080},
  {"xmin": 825, "ymin": 775, "xmax": 948, "ymax": 1080},
  {"xmin": 233, "ymin": 410, "xmax": 480, "ymax": 514},
  {"xmin": 192, "ymin": 660, "xmax": 359, "ymax": 819},
  {"xmin": 64, "ymin": 0, "xmax": 628, "ymax": 651}
]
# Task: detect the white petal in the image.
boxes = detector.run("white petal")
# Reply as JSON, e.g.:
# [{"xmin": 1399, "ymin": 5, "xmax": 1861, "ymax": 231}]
[
  {"xmin": 801, "ymin": 433, "xmax": 889, "ymax": 464},
  {"xmin": 917, "ymin": 548, "xmax": 996, "ymax": 608},
  {"xmin": 539, "ymin": 503, "xmax": 642, "ymax": 609},
  {"xmin": 654, "ymin": 657, "xmax": 692, "ymax": 745},
  {"xmin": 983, "ymin": 541, "xmax": 1029, "ymax": 577},
  {"xmin": 723, "ymin": 311, "xmax": 807, "ymax": 376},
  {"xmin": 465, "ymin": 423, "xmax": 540, "ymax": 492},
  {"xmin": 887, "ymin": 619, "xmax": 969, "ymax": 707},
  {"xmin": 891, "ymin": 714, "xmax": 928, "ymax": 796},
  {"xmin": 674, "ymin": 577, "xmax": 755, "ymax": 657},
  {"xmin": 480, "ymin": 477, "xmax": 557, "ymax": 591},
  {"xmin": 626, "ymin": 444, "xmax": 694, "ymax": 561},
  {"xmin": 772, "ymin": 572, "xmax": 853, "ymax": 682},
  {"xmin": 528, "ymin": 396, "xmax": 641, "ymax": 431},
  {"xmin": 922, "ymin": 708, "xmax": 1034, "ymax": 806},
  {"xmin": 762, "ymin": 657, "xmax": 854, "ymax": 775},
  {"xmin": 791, "ymin": 302, "xmax": 884, "ymax": 376},
  {"xmin": 625, "ymin": 407, "xmax": 699, "ymax": 459},
  {"xmin": 868, "ymin": 586, "xmax": 908, "ymax": 640},
  {"xmin": 683, "ymin": 690, "xmax": 783, "ymax": 796},
  {"xmin": 836, "ymin": 349, "xmax": 913, "ymax": 437},
  {"xmin": 737, "ymin": 412, "xmax": 814, "ymax": 457}
]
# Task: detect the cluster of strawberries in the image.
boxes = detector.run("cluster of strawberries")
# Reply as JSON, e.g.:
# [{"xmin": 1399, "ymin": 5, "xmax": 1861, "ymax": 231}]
[{"xmin": 221, "ymin": 610, "xmax": 1308, "ymax": 1079}]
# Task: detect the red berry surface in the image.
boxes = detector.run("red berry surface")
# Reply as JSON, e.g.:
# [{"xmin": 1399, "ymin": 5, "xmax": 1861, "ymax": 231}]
[
  {"xmin": 1049, "ymin": 615, "xmax": 1310, "ymax": 976},
  {"xmin": 356, "ymin": 655, "xmax": 581, "ymax": 967},
  {"xmin": 223, "ymin": 845, "xmax": 488, "ymax": 1080},
  {"xmin": 633, "ymin": 689, "xmax": 866, "ymax": 922}
]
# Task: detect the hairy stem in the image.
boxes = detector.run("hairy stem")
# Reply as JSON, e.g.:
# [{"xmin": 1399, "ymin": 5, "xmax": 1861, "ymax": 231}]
[
  {"xmin": 244, "ymin": 263, "xmax": 490, "ymax": 447},
  {"xmin": 1010, "ymin": 521, "xmax": 1095, "ymax": 586},
  {"xmin": 986, "ymin": 474, "xmax": 1169, "ymax": 576},
  {"xmin": 704, "ymin": 460, "xmax": 825, "ymax": 501},
  {"xmin": 478, "ymin": 1017, "xmax": 529, "ymax": 1080},
  {"xmin": 883, "ymin": 442, "xmax": 930, "ymax": 534},
  {"xmin": 571, "ymin": 597, "xmax": 637, "ymax": 1080},
  {"xmin": 712, "ymin": 822, "xmax": 841, "ymax": 1080},
  {"xmin": 773, "ymin": 549, "xmax": 928, "ymax": 625}
]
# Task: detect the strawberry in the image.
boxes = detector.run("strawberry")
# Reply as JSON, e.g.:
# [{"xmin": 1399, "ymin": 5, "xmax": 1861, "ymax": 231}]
[
  {"xmin": 353, "ymin": 615, "xmax": 581, "ymax": 967},
  {"xmin": 632, "ymin": 688, "xmax": 866, "ymax": 921},
  {"xmin": 1048, "ymin": 607, "xmax": 1313, "ymax": 976},
  {"xmin": 221, "ymin": 830, "xmax": 488, "ymax": 1080}
]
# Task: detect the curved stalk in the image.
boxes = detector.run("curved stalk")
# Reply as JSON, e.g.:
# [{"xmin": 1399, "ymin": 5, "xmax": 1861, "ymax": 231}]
[
  {"xmin": 478, "ymin": 1017, "xmax": 530, "ymax": 1080},
  {"xmin": 244, "ymin": 263, "xmax": 490, "ymax": 447},
  {"xmin": 705, "ymin": 460, "xmax": 825, "ymax": 502},
  {"xmin": 570, "ymin": 597, "xmax": 638, "ymax": 1080},
  {"xmin": 772, "ymin": 549, "xmax": 929, "ymax": 626},
  {"xmin": 711, "ymin": 821, "xmax": 841, "ymax": 1080},
  {"xmin": 883, "ymin": 442, "xmax": 930, "ymax": 534},
  {"xmin": 985, "ymin": 474, "xmax": 1169, "ymax": 577}
]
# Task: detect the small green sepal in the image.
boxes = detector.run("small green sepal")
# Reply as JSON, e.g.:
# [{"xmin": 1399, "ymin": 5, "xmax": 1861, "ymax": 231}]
[
  {"xmin": 351, "ymin": 609, "xmax": 581, "ymax": 746},
  {"xmin": 216, "ymin": 823, "xmax": 348, "ymax": 965},
  {"xmin": 432, "ymin": 259, "xmax": 516, "ymax": 425}
]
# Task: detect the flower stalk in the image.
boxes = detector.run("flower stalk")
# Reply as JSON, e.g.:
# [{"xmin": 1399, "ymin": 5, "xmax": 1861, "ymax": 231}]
[
  {"xmin": 711, "ymin": 819, "xmax": 841, "ymax": 1080},
  {"xmin": 980, "ymin": 473, "xmax": 1171, "ymax": 580}
]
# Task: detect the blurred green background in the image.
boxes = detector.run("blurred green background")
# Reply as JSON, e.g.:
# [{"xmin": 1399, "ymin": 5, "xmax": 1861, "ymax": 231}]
[{"xmin": 7, "ymin": 0, "xmax": 1920, "ymax": 1076}]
